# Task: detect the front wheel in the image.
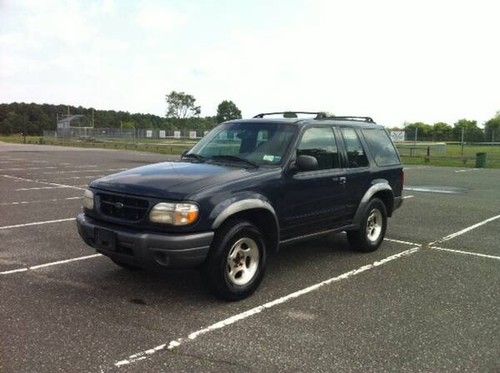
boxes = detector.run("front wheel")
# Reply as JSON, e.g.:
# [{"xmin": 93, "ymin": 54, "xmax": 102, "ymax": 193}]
[
  {"xmin": 202, "ymin": 220, "xmax": 267, "ymax": 301},
  {"xmin": 347, "ymin": 198, "xmax": 387, "ymax": 252}
]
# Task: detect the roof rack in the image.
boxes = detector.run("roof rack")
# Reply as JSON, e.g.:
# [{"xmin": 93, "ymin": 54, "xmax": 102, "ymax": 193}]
[
  {"xmin": 253, "ymin": 111, "xmax": 326, "ymax": 119},
  {"xmin": 252, "ymin": 112, "xmax": 375, "ymax": 123},
  {"xmin": 322, "ymin": 116, "xmax": 375, "ymax": 123}
]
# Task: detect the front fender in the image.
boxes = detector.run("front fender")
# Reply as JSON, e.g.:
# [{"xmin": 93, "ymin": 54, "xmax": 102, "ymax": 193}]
[{"xmin": 210, "ymin": 194, "xmax": 277, "ymax": 230}]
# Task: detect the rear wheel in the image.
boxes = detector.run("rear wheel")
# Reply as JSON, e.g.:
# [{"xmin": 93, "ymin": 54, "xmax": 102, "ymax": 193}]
[
  {"xmin": 347, "ymin": 198, "xmax": 387, "ymax": 252},
  {"xmin": 202, "ymin": 220, "xmax": 267, "ymax": 301}
]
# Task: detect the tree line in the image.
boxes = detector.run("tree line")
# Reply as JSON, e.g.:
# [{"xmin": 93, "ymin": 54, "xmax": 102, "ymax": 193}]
[
  {"xmin": 1, "ymin": 90, "xmax": 498, "ymax": 142},
  {"xmin": 393, "ymin": 114, "xmax": 500, "ymax": 142},
  {"xmin": 0, "ymin": 91, "xmax": 242, "ymax": 136}
]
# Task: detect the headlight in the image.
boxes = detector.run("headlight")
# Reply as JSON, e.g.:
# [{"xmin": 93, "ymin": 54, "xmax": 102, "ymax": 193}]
[
  {"xmin": 82, "ymin": 189, "xmax": 94, "ymax": 210},
  {"xmin": 149, "ymin": 203, "xmax": 199, "ymax": 225}
]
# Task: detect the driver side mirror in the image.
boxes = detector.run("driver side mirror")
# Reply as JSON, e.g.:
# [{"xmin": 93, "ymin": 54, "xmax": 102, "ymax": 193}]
[{"xmin": 295, "ymin": 155, "xmax": 318, "ymax": 172}]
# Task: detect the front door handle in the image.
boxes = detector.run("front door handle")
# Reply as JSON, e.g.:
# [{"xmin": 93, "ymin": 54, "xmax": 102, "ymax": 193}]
[{"xmin": 338, "ymin": 176, "xmax": 347, "ymax": 184}]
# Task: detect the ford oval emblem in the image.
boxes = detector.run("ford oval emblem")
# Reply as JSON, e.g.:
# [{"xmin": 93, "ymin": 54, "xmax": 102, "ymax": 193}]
[{"xmin": 114, "ymin": 202, "xmax": 124, "ymax": 209}]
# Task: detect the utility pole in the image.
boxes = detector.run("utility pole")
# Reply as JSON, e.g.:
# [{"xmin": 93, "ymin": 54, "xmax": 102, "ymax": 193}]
[{"xmin": 461, "ymin": 127, "xmax": 465, "ymax": 156}]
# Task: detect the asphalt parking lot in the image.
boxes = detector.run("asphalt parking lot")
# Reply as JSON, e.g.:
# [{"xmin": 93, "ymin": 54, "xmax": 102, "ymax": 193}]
[{"xmin": 0, "ymin": 143, "xmax": 498, "ymax": 372}]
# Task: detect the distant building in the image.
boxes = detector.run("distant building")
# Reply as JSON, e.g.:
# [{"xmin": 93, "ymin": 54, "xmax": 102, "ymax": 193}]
[{"xmin": 56, "ymin": 115, "xmax": 91, "ymax": 137}]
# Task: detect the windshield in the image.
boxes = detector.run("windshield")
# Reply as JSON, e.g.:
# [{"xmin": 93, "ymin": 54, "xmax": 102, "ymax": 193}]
[{"xmin": 187, "ymin": 121, "xmax": 297, "ymax": 166}]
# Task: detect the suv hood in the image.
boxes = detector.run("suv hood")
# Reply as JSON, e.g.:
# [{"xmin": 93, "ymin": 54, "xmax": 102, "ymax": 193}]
[{"xmin": 90, "ymin": 161, "xmax": 253, "ymax": 199}]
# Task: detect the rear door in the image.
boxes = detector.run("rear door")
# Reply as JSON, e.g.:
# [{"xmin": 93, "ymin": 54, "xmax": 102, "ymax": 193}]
[{"xmin": 281, "ymin": 126, "xmax": 348, "ymax": 239}]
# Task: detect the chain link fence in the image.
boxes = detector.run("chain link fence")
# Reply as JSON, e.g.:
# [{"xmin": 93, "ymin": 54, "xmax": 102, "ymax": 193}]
[{"xmin": 44, "ymin": 128, "xmax": 209, "ymax": 141}]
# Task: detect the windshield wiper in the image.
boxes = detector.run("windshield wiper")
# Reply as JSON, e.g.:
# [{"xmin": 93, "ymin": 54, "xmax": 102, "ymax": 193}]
[
  {"xmin": 208, "ymin": 155, "xmax": 259, "ymax": 168},
  {"xmin": 182, "ymin": 153, "xmax": 206, "ymax": 162}
]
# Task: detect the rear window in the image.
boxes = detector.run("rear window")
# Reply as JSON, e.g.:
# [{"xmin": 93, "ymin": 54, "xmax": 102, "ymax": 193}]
[{"xmin": 362, "ymin": 129, "xmax": 400, "ymax": 166}]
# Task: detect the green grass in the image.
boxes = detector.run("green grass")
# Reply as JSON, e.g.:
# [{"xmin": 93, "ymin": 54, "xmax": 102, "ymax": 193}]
[
  {"xmin": 397, "ymin": 144, "xmax": 500, "ymax": 168},
  {"xmin": 0, "ymin": 135, "xmax": 192, "ymax": 155},
  {"xmin": 1, "ymin": 135, "xmax": 499, "ymax": 168}
]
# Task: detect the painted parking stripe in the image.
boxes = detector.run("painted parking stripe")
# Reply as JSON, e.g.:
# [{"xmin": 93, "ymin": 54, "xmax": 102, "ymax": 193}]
[
  {"xmin": 430, "ymin": 214, "xmax": 500, "ymax": 245},
  {"xmin": 402, "ymin": 195, "xmax": 414, "ymax": 199},
  {"xmin": 384, "ymin": 237, "xmax": 421, "ymax": 246},
  {"xmin": 2, "ymin": 174, "xmax": 85, "ymax": 191},
  {"xmin": 0, "ymin": 197, "xmax": 82, "ymax": 206},
  {"xmin": 114, "ymin": 246, "xmax": 421, "ymax": 367},
  {"xmin": 0, "ymin": 254, "xmax": 102, "ymax": 275},
  {"xmin": 51, "ymin": 175, "xmax": 105, "ymax": 180},
  {"xmin": 16, "ymin": 186, "xmax": 73, "ymax": 191},
  {"xmin": 455, "ymin": 169, "xmax": 479, "ymax": 173},
  {"xmin": 430, "ymin": 246, "xmax": 500, "ymax": 261},
  {"xmin": 41, "ymin": 168, "xmax": 126, "ymax": 175},
  {"xmin": 403, "ymin": 187, "xmax": 458, "ymax": 194},
  {"xmin": 0, "ymin": 166, "xmax": 58, "ymax": 171},
  {"xmin": 0, "ymin": 218, "xmax": 76, "ymax": 230}
]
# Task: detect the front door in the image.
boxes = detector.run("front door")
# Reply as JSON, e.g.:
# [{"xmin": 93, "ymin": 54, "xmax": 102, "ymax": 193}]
[{"xmin": 281, "ymin": 126, "xmax": 348, "ymax": 240}]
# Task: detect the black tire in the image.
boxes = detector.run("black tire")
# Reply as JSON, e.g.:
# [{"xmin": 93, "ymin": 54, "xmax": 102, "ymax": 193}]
[
  {"xmin": 202, "ymin": 219, "xmax": 267, "ymax": 301},
  {"xmin": 111, "ymin": 258, "xmax": 141, "ymax": 271},
  {"xmin": 347, "ymin": 198, "xmax": 387, "ymax": 252}
]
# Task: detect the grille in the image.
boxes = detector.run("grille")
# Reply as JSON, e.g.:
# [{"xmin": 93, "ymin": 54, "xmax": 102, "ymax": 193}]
[{"xmin": 98, "ymin": 193, "xmax": 149, "ymax": 222}]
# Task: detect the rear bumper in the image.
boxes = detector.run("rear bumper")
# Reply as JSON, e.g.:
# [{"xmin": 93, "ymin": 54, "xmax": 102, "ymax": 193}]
[
  {"xmin": 76, "ymin": 213, "xmax": 214, "ymax": 269},
  {"xmin": 393, "ymin": 196, "xmax": 403, "ymax": 212}
]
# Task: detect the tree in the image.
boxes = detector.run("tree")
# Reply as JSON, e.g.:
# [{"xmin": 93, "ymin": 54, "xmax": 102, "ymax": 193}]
[
  {"xmin": 216, "ymin": 100, "xmax": 242, "ymax": 123},
  {"xmin": 432, "ymin": 122, "xmax": 452, "ymax": 141},
  {"xmin": 165, "ymin": 91, "xmax": 201, "ymax": 119},
  {"xmin": 484, "ymin": 111, "xmax": 500, "ymax": 142},
  {"xmin": 404, "ymin": 122, "xmax": 433, "ymax": 141},
  {"xmin": 453, "ymin": 119, "xmax": 484, "ymax": 142}
]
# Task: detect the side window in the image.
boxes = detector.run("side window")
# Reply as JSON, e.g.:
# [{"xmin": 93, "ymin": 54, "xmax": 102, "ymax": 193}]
[
  {"xmin": 341, "ymin": 128, "xmax": 369, "ymax": 168},
  {"xmin": 362, "ymin": 129, "xmax": 400, "ymax": 166},
  {"xmin": 297, "ymin": 127, "xmax": 340, "ymax": 170}
]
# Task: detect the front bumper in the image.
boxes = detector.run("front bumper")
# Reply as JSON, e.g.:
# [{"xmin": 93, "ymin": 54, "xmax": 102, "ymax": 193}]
[{"xmin": 76, "ymin": 213, "xmax": 214, "ymax": 269}]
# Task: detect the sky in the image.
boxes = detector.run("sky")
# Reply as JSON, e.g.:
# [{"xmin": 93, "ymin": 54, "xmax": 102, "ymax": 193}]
[{"xmin": 1, "ymin": 0, "xmax": 499, "ymax": 127}]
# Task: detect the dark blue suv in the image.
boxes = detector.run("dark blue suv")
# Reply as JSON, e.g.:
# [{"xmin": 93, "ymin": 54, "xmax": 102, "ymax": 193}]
[{"xmin": 77, "ymin": 112, "xmax": 403, "ymax": 300}]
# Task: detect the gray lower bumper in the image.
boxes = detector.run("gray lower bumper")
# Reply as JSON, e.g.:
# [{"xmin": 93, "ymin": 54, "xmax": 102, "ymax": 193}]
[
  {"xmin": 393, "ymin": 196, "xmax": 403, "ymax": 212},
  {"xmin": 76, "ymin": 213, "xmax": 214, "ymax": 269}
]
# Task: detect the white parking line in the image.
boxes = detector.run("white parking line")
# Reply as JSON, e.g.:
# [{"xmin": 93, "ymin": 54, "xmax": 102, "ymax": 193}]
[
  {"xmin": 384, "ymin": 237, "xmax": 421, "ymax": 246},
  {"xmin": 0, "ymin": 254, "xmax": 103, "ymax": 275},
  {"xmin": 0, "ymin": 218, "xmax": 76, "ymax": 230},
  {"xmin": 430, "ymin": 214, "xmax": 500, "ymax": 245},
  {"xmin": 2, "ymin": 174, "xmax": 85, "ymax": 191},
  {"xmin": 0, "ymin": 166, "xmax": 58, "ymax": 171},
  {"xmin": 16, "ymin": 186, "xmax": 73, "ymax": 191},
  {"xmin": 114, "ymin": 246, "xmax": 421, "ymax": 367},
  {"xmin": 41, "ymin": 168, "xmax": 126, "ymax": 175},
  {"xmin": 402, "ymin": 195, "xmax": 414, "ymax": 199},
  {"xmin": 455, "ymin": 169, "xmax": 479, "ymax": 173},
  {"xmin": 52, "ymin": 175, "xmax": 105, "ymax": 180},
  {"xmin": 0, "ymin": 197, "xmax": 82, "ymax": 206},
  {"xmin": 430, "ymin": 246, "xmax": 500, "ymax": 261},
  {"xmin": 403, "ymin": 187, "xmax": 458, "ymax": 194}
]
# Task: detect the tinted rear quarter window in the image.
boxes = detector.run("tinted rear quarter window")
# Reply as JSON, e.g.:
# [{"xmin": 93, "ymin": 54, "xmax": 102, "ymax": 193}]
[
  {"xmin": 340, "ymin": 128, "xmax": 369, "ymax": 168},
  {"xmin": 362, "ymin": 129, "xmax": 400, "ymax": 166}
]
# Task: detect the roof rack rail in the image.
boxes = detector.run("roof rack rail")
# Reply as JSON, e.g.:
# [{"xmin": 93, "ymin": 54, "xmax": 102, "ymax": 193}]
[
  {"xmin": 322, "ymin": 116, "xmax": 375, "ymax": 123},
  {"xmin": 253, "ymin": 111, "xmax": 326, "ymax": 119}
]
